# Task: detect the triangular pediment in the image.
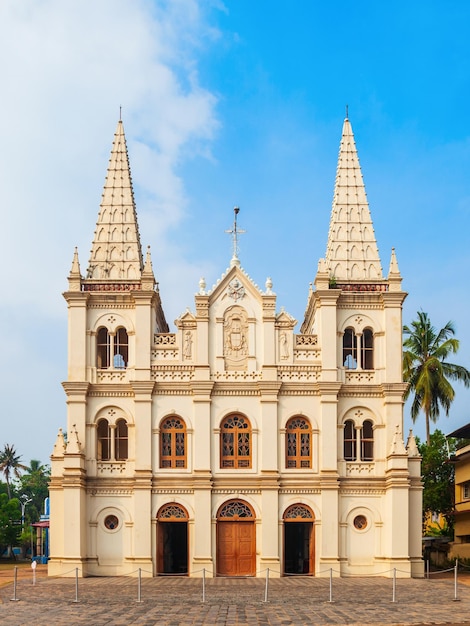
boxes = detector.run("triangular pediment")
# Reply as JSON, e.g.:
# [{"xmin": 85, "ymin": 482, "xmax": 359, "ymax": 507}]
[
  {"xmin": 275, "ymin": 309, "xmax": 297, "ymax": 329},
  {"xmin": 207, "ymin": 264, "xmax": 266, "ymax": 307},
  {"xmin": 175, "ymin": 309, "xmax": 197, "ymax": 329}
]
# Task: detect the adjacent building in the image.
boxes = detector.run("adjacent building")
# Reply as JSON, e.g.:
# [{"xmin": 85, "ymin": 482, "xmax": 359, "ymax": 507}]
[
  {"xmin": 49, "ymin": 116, "xmax": 423, "ymax": 578},
  {"xmin": 448, "ymin": 423, "xmax": 470, "ymax": 560}
]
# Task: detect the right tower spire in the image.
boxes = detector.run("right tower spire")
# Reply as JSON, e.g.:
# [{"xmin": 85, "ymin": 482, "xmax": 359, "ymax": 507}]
[{"xmin": 325, "ymin": 115, "xmax": 383, "ymax": 282}]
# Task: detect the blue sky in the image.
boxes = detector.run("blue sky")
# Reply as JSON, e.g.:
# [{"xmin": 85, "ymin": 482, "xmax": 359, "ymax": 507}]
[{"xmin": 0, "ymin": 0, "xmax": 469, "ymax": 465}]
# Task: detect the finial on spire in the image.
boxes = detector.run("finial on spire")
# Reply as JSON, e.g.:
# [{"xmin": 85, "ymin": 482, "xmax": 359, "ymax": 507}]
[
  {"xmin": 345, "ymin": 104, "xmax": 349, "ymax": 120},
  {"xmin": 225, "ymin": 206, "xmax": 246, "ymax": 267},
  {"xmin": 119, "ymin": 105, "xmax": 122, "ymax": 121}
]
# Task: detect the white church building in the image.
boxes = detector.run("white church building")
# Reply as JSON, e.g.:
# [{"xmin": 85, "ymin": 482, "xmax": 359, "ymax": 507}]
[{"xmin": 49, "ymin": 116, "xmax": 423, "ymax": 578}]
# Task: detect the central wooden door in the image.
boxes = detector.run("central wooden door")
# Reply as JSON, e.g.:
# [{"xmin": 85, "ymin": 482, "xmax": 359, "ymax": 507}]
[
  {"xmin": 217, "ymin": 499, "xmax": 256, "ymax": 577},
  {"xmin": 217, "ymin": 521, "xmax": 255, "ymax": 576}
]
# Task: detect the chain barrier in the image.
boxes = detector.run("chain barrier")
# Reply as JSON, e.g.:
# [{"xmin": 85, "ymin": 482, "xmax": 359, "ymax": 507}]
[{"xmin": 2, "ymin": 560, "xmax": 465, "ymax": 606}]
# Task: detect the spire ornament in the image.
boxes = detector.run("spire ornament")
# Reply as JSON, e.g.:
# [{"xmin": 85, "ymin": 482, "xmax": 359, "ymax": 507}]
[{"xmin": 225, "ymin": 206, "xmax": 246, "ymax": 267}]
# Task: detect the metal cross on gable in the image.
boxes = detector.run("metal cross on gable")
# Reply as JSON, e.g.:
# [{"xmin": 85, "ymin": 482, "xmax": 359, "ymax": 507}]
[{"xmin": 225, "ymin": 206, "xmax": 246, "ymax": 265}]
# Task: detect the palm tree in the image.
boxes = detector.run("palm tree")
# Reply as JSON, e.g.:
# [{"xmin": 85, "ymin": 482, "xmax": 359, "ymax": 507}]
[
  {"xmin": 403, "ymin": 311, "xmax": 470, "ymax": 444},
  {"xmin": 0, "ymin": 444, "xmax": 27, "ymax": 499}
]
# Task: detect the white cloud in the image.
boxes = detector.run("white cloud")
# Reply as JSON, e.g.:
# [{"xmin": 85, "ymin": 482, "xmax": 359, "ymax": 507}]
[{"xmin": 0, "ymin": 0, "xmax": 220, "ymax": 463}]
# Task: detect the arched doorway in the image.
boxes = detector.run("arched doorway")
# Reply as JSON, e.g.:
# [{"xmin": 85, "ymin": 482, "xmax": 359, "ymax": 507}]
[
  {"xmin": 217, "ymin": 499, "xmax": 256, "ymax": 576},
  {"xmin": 157, "ymin": 503, "xmax": 189, "ymax": 575},
  {"xmin": 283, "ymin": 504, "xmax": 315, "ymax": 575}
]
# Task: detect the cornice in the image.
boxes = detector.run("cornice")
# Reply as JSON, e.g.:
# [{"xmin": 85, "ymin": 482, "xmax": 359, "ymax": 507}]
[{"xmin": 62, "ymin": 381, "xmax": 90, "ymax": 397}]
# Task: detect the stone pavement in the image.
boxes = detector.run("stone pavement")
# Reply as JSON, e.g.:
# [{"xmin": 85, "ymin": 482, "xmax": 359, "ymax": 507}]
[{"xmin": 0, "ymin": 573, "xmax": 469, "ymax": 626}]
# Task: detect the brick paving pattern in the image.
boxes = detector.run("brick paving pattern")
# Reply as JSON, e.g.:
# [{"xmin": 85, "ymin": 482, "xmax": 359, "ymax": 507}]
[{"xmin": 0, "ymin": 573, "xmax": 469, "ymax": 625}]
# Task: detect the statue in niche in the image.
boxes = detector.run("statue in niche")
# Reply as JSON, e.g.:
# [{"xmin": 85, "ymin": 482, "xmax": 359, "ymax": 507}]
[
  {"xmin": 183, "ymin": 330, "xmax": 193, "ymax": 359},
  {"xmin": 223, "ymin": 306, "xmax": 248, "ymax": 370},
  {"xmin": 280, "ymin": 332, "xmax": 289, "ymax": 359}
]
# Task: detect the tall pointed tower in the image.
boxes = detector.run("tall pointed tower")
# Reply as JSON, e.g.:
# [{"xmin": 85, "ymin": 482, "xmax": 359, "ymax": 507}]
[
  {"xmin": 302, "ymin": 115, "xmax": 423, "ymax": 577},
  {"xmin": 49, "ymin": 121, "xmax": 168, "ymax": 577}
]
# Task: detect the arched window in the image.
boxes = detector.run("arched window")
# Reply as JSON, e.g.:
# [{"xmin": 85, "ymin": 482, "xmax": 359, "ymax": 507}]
[
  {"xmin": 360, "ymin": 420, "xmax": 374, "ymax": 461},
  {"xmin": 344, "ymin": 420, "xmax": 357, "ymax": 461},
  {"xmin": 97, "ymin": 327, "xmax": 111, "ymax": 369},
  {"xmin": 115, "ymin": 419, "xmax": 128, "ymax": 460},
  {"xmin": 220, "ymin": 415, "xmax": 251, "ymax": 469},
  {"xmin": 286, "ymin": 417, "xmax": 311, "ymax": 468},
  {"xmin": 160, "ymin": 416, "xmax": 186, "ymax": 468},
  {"xmin": 361, "ymin": 328, "xmax": 374, "ymax": 370},
  {"xmin": 114, "ymin": 327, "xmax": 128, "ymax": 369},
  {"xmin": 343, "ymin": 328, "xmax": 357, "ymax": 369},
  {"xmin": 97, "ymin": 419, "xmax": 111, "ymax": 460}
]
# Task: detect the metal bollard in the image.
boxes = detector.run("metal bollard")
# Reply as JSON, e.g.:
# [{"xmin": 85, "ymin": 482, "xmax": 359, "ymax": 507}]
[
  {"xmin": 328, "ymin": 567, "xmax": 334, "ymax": 603},
  {"xmin": 136, "ymin": 567, "xmax": 143, "ymax": 603},
  {"xmin": 263, "ymin": 568, "xmax": 269, "ymax": 603},
  {"xmin": 10, "ymin": 566, "xmax": 19, "ymax": 602},
  {"xmin": 391, "ymin": 567, "xmax": 397, "ymax": 603},
  {"xmin": 202, "ymin": 568, "xmax": 206, "ymax": 603},
  {"xmin": 453, "ymin": 559, "xmax": 460, "ymax": 602},
  {"xmin": 73, "ymin": 567, "xmax": 79, "ymax": 603}
]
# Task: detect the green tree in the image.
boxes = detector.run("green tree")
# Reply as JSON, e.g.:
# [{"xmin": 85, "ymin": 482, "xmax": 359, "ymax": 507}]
[
  {"xmin": 403, "ymin": 311, "xmax": 470, "ymax": 444},
  {"xmin": 0, "ymin": 494, "xmax": 21, "ymax": 556},
  {"xmin": 19, "ymin": 460, "xmax": 50, "ymax": 522},
  {"xmin": 418, "ymin": 430, "xmax": 456, "ymax": 535},
  {"xmin": 0, "ymin": 444, "xmax": 27, "ymax": 499}
]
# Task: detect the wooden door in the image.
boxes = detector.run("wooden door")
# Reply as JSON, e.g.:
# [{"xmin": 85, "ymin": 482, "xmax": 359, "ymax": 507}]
[{"xmin": 217, "ymin": 521, "xmax": 255, "ymax": 576}]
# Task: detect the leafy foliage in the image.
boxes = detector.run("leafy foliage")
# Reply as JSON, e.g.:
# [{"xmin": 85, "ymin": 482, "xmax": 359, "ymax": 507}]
[
  {"xmin": 417, "ymin": 430, "xmax": 455, "ymax": 535},
  {"xmin": 0, "ymin": 494, "xmax": 21, "ymax": 555},
  {"xmin": 19, "ymin": 460, "xmax": 50, "ymax": 522},
  {"xmin": 403, "ymin": 311, "xmax": 470, "ymax": 444}
]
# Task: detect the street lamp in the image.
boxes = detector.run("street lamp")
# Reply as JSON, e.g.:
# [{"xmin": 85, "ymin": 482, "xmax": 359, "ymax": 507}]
[{"xmin": 20, "ymin": 494, "xmax": 32, "ymax": 530}]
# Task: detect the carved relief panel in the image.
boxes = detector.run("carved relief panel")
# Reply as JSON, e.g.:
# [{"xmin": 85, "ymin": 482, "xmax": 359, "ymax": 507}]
[{"xmin": 223, "ymin": 306, "xmax": 248, "ymax": 371}]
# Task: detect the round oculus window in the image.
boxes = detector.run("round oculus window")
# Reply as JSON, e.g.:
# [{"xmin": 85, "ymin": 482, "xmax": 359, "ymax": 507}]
[
  {"xmin": 353, "ymin": 515, "xmax": 367, "ymax": 530},
  {"xmin": 104, "ymin": 514, "xmax": 119, "ymax": 530}
]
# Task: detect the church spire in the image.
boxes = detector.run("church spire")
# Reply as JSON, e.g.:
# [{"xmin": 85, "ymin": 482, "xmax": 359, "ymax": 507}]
[
  {"xmin": 324, "ymin": 117, "xmax": 383, "ymax": 282},
  {"xmin": 86, "ymin": 120, "xmax": 143, "ymax": 281}
]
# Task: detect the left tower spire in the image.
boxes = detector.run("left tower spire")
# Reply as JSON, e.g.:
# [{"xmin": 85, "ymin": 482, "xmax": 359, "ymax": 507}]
[{"xmin": 87, "ymin": 120, "xmax": 143, "ymax": 280}]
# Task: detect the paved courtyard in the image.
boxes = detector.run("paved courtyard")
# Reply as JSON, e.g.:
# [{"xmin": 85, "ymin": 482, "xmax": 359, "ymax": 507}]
[{"xmin": 1, "ymin": 572, "xmax": 470, "ymax": 625}]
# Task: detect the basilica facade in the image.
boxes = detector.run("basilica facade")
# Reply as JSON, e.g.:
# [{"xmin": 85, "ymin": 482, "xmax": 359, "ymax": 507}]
[{"xmin": 49, "ymin": 117, "xmax": 423, "ymax": 578}]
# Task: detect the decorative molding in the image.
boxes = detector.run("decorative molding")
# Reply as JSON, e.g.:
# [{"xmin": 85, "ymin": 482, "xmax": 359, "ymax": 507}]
[
  {"xmin": 151, "ymin": 366, "xmax": 195, "ymax": 381},
  {"xmin": 340, "ymin": 488, "xmax": 385, "ymax": 496},
  {"xmin": 213, "ymin": 489, "xmax": 261, "ymax": 495},
  {"xmin": 295, "ymin": 335, "xmax": 318, "ymax": 346},
  {"xmin": 97, "ymin": 462, "xmax": 126, "ymax": 474},
  {"xmin": 88, "ymin": 489, "xmax": 133, "ymax": 496},
  {"xmin": 279, "ymin": 488, "xmax": 321, "ymax": 494},
  {"xmin": 154, "ymin": 334, "xmax": 176, "ymax": 345},
  {"xmin": 89, "ymin": 390, "xmax": 134, "ymax": 397},
  {"xmin": 345, "ymin": 463, "xmax": 375, "ymax": 475},
  {"xmin": 97, "ymin": 370, "xmax": 127, "ymax": 383},
  {"xmin": 152, "ymin": 488, "xmax": 194, "ymax": 494},
  {"xmin": 277, "ymin": 366, "xmax": 321, "ymax": 381},
  {"xmin": 212, "ymin": 371, "xmax": 262, "ymax": 381},
  {"xmin": 345, "ymin": 371, "xmax": 375, "ymax": 384}
]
